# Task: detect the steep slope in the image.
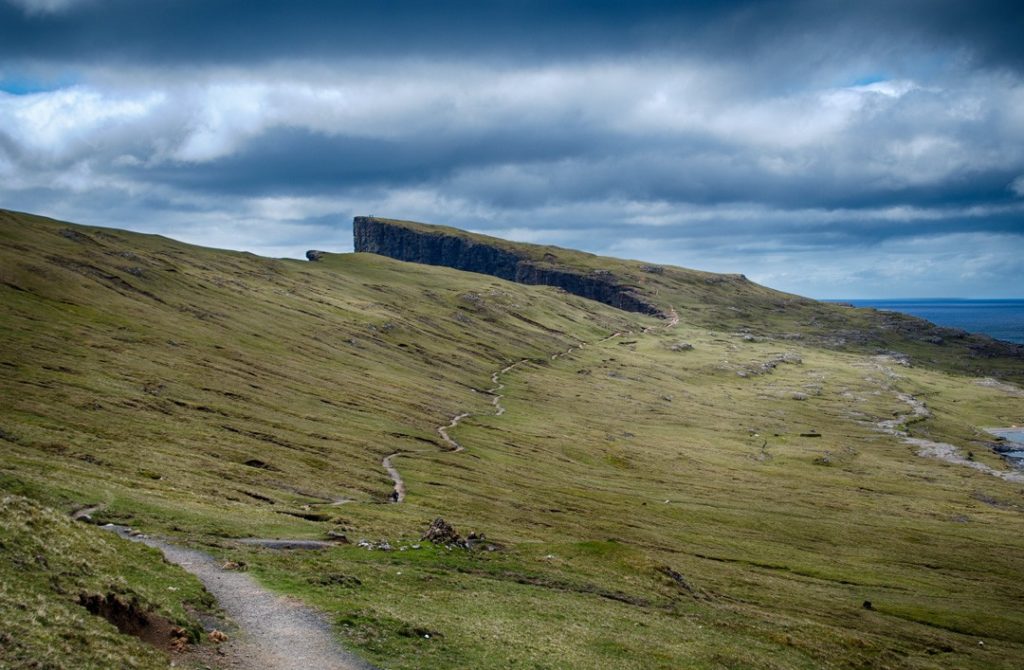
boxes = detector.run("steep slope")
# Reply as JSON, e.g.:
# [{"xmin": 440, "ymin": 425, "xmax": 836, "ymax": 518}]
[
  {"xmin": 3, "ymin": 208, "xmax": 1024, "ymax": 670},
  {"xmin": 0, "ymin": 208, "xmax": 630, "ymax": 533},
  {"xmin": 354, "ymin": 216, "xmax": 1024, "ymax": 383}
]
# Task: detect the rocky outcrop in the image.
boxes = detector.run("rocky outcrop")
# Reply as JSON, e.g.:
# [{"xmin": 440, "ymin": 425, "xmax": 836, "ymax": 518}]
[{"xmin": 353, "ymin": 216, "xmax": 663, "ymax": 316}]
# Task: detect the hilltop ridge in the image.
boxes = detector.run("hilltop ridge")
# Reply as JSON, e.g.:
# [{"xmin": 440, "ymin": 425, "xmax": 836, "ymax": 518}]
[
  {"xmin": 351, "ymin": 215, "xmax": 1024, "ymax": 383},
  {"xmin": 353, "ymin": 216, "xmax": 664, "ymax": 315}
]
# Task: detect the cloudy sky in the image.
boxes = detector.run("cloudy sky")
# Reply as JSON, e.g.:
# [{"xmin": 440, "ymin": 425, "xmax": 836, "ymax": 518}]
[{"xmin": 1, "ymin": 0, "xmax": 1023, "ymax": 298}]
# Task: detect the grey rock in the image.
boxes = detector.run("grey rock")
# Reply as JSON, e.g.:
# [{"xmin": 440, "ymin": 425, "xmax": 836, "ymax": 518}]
[{"xmin": 353, "ymin": 217, "xmax": 662, "ymax": 316}]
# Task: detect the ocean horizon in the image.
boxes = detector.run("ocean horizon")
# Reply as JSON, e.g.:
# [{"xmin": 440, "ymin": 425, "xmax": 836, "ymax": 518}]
[{"xmin": 825, "ymin": 298, "xmax": 1024, "ymax": 344}]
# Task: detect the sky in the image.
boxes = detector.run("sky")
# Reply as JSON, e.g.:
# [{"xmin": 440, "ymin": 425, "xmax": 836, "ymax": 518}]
[{"xmin": 1, "ymin": 1, "xmax": 1023, "ymax": 298}]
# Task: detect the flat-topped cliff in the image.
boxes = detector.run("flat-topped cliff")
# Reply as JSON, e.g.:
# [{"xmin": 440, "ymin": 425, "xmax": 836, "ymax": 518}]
[{"xmin": 353, "ymin": 216, "xmax": 663, "ymax": 315}]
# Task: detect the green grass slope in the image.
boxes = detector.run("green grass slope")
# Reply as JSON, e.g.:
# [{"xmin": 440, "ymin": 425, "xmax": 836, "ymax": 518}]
[
  {"xmin": 369, "ymin": 217, "xmax": 1024, "ymax": 384},
  {"xmin": 0, "ymin": 495, "xmax": 213, "ymax": 669},
  {"xmin": 2, "ymin": 208, "xmax": 1024, "ymax": 669}
]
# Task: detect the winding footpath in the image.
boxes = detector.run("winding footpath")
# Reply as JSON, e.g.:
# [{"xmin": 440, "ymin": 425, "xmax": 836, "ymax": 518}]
[
  {"xmin": 863, "ymin": 355, "xmax": 1024, "ymax": 483},
  {"xmin": 381, "ymin": 306, "xmax": 679, "ymax": 503},
  {"xmin": 103, "ymin": 525, "xmax": 376, "ymax": 670},
  {"xmin": 878, "ymin": 392, "xmax": 1024, "ymax": 484},
  {"xmin": 85, "ymin": 307, "xmax": 681, "ymax": 667}
]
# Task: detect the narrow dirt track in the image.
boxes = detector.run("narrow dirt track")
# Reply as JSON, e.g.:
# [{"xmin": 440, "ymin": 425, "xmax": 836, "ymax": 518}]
[
  {"xmin": 86, "ymin": 307, "xmax": 681, "ymax": 668},
  {"xmin": 381, "ymin": 452, "xmax": 406, "ymax": 502},
  {"xmin": 437, "ymin": 412, "xmax": 472, "ymax": 451},
  {"xmin": 381, "ymin": 306, "xmax": 679, "ymax": 503},
  {"xmin": 104, "ymin": 526, "xmax": 377, "ymax": 670},
  {"xmin": 879, "ymin": 392, "xmax": 1024, "ymax": 483}
]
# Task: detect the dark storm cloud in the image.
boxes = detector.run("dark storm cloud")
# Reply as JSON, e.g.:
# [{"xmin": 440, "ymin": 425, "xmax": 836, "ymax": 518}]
[
  {"xmin": 129, "ymin": 126, "xmax": 605, "ymax": 196},
  {"xmin": 2, "ymin": 0, "xmax": 1024, "ymax": 73},
  {"xmin": 2, "ymin": 0, "xmax": 1023, "ymax": 297}
]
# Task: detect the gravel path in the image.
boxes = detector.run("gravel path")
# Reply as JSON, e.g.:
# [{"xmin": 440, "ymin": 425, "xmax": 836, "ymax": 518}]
[{"xmin": 105, "ymin": 526, "xmax": 376, "ymax": 670}]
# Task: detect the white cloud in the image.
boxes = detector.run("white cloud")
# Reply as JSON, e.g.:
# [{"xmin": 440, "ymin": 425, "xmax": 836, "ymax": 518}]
[
  {"xmin": 1, "ymin": 59, "xmax": 1023, "ymax": 297},
  {"xmin": 0, "ymin": 86, "xmax": 166, "ymax": 164},
  {"xmin": 4, "ymin": 0, "xmax": 92, "ymax": 15}
]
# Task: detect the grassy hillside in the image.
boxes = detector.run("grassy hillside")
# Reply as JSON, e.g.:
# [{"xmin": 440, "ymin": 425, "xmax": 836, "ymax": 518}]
[
  {"xmin": 368, "ymin": 217, "xmax": 1024, "ymax": 384},
  {"xmin": 0, "ymin": 494, "xmax": 214, "ymax": 669},
  {"xmin": 2, "ymin": 208, "xmax": 1024, "ymax": 669}
]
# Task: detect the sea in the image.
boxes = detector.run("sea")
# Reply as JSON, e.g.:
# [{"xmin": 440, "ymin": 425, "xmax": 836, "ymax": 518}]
[
  {"xmin": 986, "ymin": 428, "xmax": 1024, "ymax": 468},
  {"xmin": 827, "ymin": 299, "xmax": 1024, "ymax": 345}
]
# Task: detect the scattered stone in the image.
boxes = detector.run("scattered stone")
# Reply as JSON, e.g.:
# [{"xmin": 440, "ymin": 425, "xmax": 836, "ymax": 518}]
[
  {"xmin": 305, "ymin": 250, "xmax": 325, "ymax": 261},
  {"xmin": 640, "ymin": 265, "xmax": 664, "ymax": 274},
  {"xmin": 791, "ymin": 393, "xmax": 808, "ymax": 401},
  {"xmin": 975, "ymin": 378, "xmax": 1024, "ymax": 397},
  {"xmin": 422, "ymin": 517, "xmax": 465, "ymax": 547},
  {"xmin": 356, "ymin": 539, "xmax": 393, "ymax": 551},
  {"xmin": 60, "ymin": 228, "xmax": 96, "ymax": 244},
  {"xmin": 326, "ymin": 530, "xmax": 350, "ymax": 543},
  {"xmin": 877, "ymin": 350, "xmax": 911, "ymax": 366},
  {"xmin": 668, "ymin": 342, "xmax": 694, "ymax": 352},
  {"xmin": 738, "ymin": 352, "xmax": 803, "ymax": 377}
]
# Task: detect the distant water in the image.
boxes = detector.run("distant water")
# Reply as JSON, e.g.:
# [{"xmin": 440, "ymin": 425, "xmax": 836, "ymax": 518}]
[
  {"xmin": 986, "ymin": 428, "xmax": 1024, "ymax": 468},
  {"xmin": 828, "ymin": 299, "xmax": 1024, "ymax": 344}
]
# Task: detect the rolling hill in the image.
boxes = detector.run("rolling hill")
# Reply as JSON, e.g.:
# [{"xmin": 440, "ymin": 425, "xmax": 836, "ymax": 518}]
[{"xmin": 2, "ymin": 208, "xmax": 1024, "ymax": 669}]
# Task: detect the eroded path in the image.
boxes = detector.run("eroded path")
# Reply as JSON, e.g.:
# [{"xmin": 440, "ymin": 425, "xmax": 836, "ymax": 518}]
[
  {"xmin": 878, "ymin": 392, "xmax": 1024, "ymax": 484},
  {"xmin": 863, "ymin": 355, "xmax": 1024, "ymax": 483},
  {"xmin": 105, "ymin": 526, "xmax": 376, "ymax": 670},
  {"xmin": 382, "ymin": 306, "xmax": 679, "ymax": 503}
]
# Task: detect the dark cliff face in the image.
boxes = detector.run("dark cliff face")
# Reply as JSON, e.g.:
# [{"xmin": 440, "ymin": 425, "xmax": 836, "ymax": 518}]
[{"xmin": 353, "ymin": 217, "xmax": 662, "ymax": 316}]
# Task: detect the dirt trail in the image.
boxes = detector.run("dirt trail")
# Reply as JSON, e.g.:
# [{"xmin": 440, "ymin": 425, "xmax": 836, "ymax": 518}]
[
  {"xmin": 864, "ymin": 362, "xmax": 1024, "ymax": 487},
  {"xmin": 437, "ymin": 412, "xmax": 472, "ymax": 451},
  {"xmin": 381, "ymin": 453, "xmax": 406, "ymax": 502},
  {"xmin": 103, "ymin": 525, "xmax": 376, "ymax": 670},
  {"xmin": 876, "ymin": 386, "xmax": 1024, "ymax": 484},
  {"xmin": 381, "ymin": 307, "xmax": 679, "ymax": 503},
  {"xmin": 382, "ymin": 306, "xmax": 680, "ymax": 501}
]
